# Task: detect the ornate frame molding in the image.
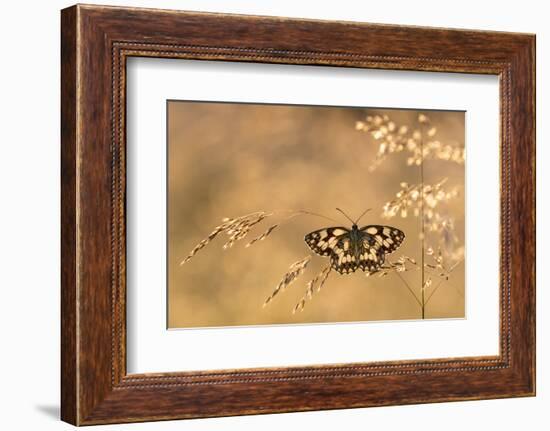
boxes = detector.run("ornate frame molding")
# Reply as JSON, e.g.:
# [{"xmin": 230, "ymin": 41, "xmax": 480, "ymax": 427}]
[{"xmin": 61, "ymin": 5, "xmax": 535, "ymax": 425}]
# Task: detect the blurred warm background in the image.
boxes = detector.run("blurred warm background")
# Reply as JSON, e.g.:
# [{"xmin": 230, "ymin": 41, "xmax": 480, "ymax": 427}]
[{"xmin": 168, "ymin": 101, "xmax": 465, "ymax": 328}]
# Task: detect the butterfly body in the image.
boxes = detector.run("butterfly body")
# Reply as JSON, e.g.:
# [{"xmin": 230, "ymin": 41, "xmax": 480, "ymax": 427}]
[{"xmin": 304, "ymin": 223, "xmax": 405, "ymax": 275}]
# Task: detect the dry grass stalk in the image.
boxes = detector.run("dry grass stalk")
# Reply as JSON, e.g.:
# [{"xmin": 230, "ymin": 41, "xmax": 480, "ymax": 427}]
[
  {"xmin": 244, "ymin": 209, "xmax": 336, "ymax": 248},
  {"xmin": 382, "ymin": 178, "xmax": 458, "ymax": 220},
  {"xmin": 182, "ymin": 209, "xmax": 336, "ymax": 266},
  {"xmin": 422, "ymin": 277, "xmax": 433, "ymax": 292},
  {"xmin": 180, "ymin": 211, "xmax": 271, "ymax": 265},
  {"xmin": 355, "ymin": 113, "xmax": 464, "ymax": 171},
  {"xmin": 424, "ymin": 249, "xmax": 465, "ymax": 305},
  {"xmin": 382, "ymin": 177, "xmax": 463, "ymax": 273},
  {"xmin": 372, "ymin": 250, "xmax": 464, "ymax": 310},
  {"xmin": 245, "ymin": 224, "xmax": 279, "ymax": 247},
  {"xmin": 356, "ymin": 111, "xmax": 465, "ymax": 318},
  {"xmin": 424, "ymin": 246, "xmax": 464, "ymax": 281},
  {"xmin": 263, "ymin": 256, "xmax": 312, "ymax": 307},
  {"xmin": 368, "ymin": 255, "xmax": 417, "ymax": 278},
  {"xmin": 365, "ymin": 256, "xmax": 423, "ymax": 307},
  {"xmin": 222, "ymin": 212, "xmax": 270, "ymax": 249},
  {"xmin": 293, "ymin": 264, "xmax": 332, "ymax": 313},
  {"xmin": 387, "ymin": 245, "xmax": 462, "ymax": 283}
]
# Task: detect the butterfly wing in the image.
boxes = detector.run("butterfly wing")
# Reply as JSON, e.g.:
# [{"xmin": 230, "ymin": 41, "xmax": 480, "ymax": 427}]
[
  {"xmin": 360, "ymin": 225, "xmax": 405, "ymax": 253},
  {"xmin": 304, "ymin": 227, "xmax": 350, "ymax": 257}
]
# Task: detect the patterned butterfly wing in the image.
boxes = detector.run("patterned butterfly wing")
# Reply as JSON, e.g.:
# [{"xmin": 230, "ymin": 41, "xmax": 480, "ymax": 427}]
[
  {"xmin": 355, "ymin": 232, "xmax": 387, "ymax": 273},
  {"xmin": 304, "ymin": 227, "xmax": 350, "ymax": 257},
  {"xmin": 360, "ymin": 225, "xmax": 405, "ymax": 254}
]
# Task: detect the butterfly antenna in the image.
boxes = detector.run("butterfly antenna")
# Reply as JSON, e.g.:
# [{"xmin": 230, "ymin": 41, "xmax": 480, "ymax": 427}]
[
  {"xmin": 355, "ymin": 208, "xmax": 372, "ymax": 225},
  {"xmin": 335, "ymin": 208, "xmax": 355, "ymax": 225}
]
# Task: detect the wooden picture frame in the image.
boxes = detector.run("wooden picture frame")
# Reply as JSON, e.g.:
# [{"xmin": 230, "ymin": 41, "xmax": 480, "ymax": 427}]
[{"xmin": 61, "ymin": 4, "xmax": 535, "ymax": 425}]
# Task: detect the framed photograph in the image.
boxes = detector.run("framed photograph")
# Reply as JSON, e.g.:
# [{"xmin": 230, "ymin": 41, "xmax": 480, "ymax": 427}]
[{"xmin": 61, "ymin": 4, "xmax": 535, "ymax": 425}]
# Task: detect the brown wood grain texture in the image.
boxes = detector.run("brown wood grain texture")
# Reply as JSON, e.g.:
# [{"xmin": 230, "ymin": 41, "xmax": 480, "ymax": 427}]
[{"xmin": 61, "ymin": 4, "xmax": 535, "ymax": 425}]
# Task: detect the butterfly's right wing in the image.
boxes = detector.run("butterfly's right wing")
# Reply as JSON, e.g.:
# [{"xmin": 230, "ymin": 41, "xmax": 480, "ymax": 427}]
[
  {"xmin": 360, "ymin": 225, "xmax": 405, "ymax": 253},
  {"xmin": 304, "ymin": 227, "xmax": 349, "ymax": 257}
]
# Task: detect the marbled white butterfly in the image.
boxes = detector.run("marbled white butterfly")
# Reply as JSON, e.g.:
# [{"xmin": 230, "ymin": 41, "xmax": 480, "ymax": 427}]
[{"xmin": 304, "ymin": 208, "xmax": 405, "ymax": 274}]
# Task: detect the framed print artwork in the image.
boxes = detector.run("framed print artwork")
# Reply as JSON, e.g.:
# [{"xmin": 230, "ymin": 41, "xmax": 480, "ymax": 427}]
[{"xmin": 61, "ymin": 4, "xmax": 536, "ymax": 425}]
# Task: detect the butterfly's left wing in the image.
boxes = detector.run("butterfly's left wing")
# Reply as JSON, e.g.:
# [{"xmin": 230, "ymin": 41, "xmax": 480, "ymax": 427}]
[
  {"xmin": 304, "ymin": 227, "xmax": 350, "ymax": 257},
  {"xmin": 360, "ymin": 225, "xmax": 405, "ymax": 254}
]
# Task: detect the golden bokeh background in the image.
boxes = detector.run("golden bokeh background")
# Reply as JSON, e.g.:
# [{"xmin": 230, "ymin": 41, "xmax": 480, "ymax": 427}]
[{"xmin": 168, "ymin": 101, "xmax": 465, "ymax": 328}]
